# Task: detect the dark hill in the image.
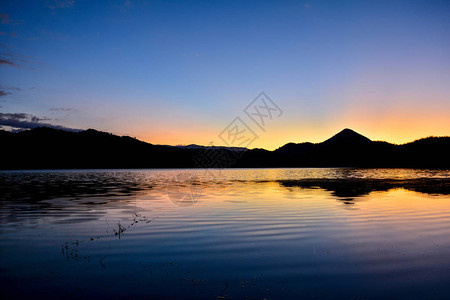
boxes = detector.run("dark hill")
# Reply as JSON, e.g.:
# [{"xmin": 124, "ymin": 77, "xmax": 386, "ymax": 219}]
[
  {"xmin": 245, "ymin": 129, "xmax": 449, "ymax": 168},
  {"xmin": 0, "ymin": 127, "xmax": 448, "ymax": 169},
  {"xmin": 0, "ymin": 127, "xmax": 195, "ymax": 169},
  {"xmin": 274, "ymin": 142, "xmax": 315, "ymax": 157}
]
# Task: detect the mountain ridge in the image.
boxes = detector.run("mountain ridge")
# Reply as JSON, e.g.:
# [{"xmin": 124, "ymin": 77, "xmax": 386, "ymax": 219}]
[{"xmin": 0, "ymin": 127, "xmax": 449, "ymax": 169}]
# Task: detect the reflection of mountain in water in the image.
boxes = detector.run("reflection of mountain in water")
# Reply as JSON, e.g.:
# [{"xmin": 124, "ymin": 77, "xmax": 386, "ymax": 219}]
[
  {"xmin": 278, "ymin": 178, "xmax": 450, "ymax": 202},
  {"xmin": 0, "ymin": 171, "xmax": 161, "ymax": 225},
  {"xmin": 0, "ymin": 171, "xmax": 156, "ymax": 203},
  {"xmin": 2, "ymin": 171, "xmax": 448, "ymax": 206}
]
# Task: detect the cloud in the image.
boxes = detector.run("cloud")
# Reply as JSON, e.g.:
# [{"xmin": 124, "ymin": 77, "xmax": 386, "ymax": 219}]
[
  {"xmin": 0, "ymin": 86, "xmax": 21, "ymax": 97},
  {"xmin": 0, "ymin": 58, "xmax": 15, "ymax": 66},
  {"xmin": 3, "ymin": 86, "xmax": 21, "ymax": 91},
  {"xmin": 0, "ymin": 13, "xmax": 20, "ymax": 25},
  {"xmin": 0, "ymin": 86, "xmax": 20, "ymax": 99},
  {"xmin": 0, "ymin": 51, "xmax": 34, "ymax": 69},
  {"xmin": 0, "ymin": 91, "xmax": 12, "ymax": 97},
  {"xmin": 50, "ymin": 107, "xmax": 77, "ymax": 112},
  {"xmin": 0, "ymin": 13, "xmax": 10, "ymax": 24},
  {"xmin": 0, "ymin": 112, "xmax": 81, "ymax": 131},
  {"xmin": 48, "ymin": 0, "xmax": 75, "ymax": 10}
]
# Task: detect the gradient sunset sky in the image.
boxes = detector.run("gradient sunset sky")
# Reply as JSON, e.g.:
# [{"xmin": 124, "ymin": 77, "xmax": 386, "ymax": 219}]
[{"xmin": 0, "ymin": 0, "xmax": 449, "ymax": 150}]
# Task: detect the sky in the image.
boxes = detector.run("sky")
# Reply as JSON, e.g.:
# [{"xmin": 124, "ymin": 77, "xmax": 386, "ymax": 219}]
[{"xmin": 0, "ymin": 0, "xmax": 449, "ymax": 150}]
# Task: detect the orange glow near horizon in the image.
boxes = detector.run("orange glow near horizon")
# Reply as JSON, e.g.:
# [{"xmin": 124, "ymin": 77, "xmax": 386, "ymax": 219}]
[
  {"xmin": 106, "ymin": 85, "xmax": 449, "ymax": 151},
  {"xmin": 128, "ymin": 113, "xmax": 449, "ymax": 151}
]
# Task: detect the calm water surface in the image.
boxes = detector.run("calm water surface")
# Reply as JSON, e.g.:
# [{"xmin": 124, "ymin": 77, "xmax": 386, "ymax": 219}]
[{"xmin": 0, "ymin": 168, "xmax": 449, "ymax": 299}]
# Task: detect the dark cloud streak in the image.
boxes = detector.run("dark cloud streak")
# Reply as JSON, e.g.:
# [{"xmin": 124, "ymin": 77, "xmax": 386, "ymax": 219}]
[
  {"xmin": 0, "ymin": 58, "xmax": 15, "ymax": 66},
  {"xmin": 0, "ymin": 113, "xmax": 81, "ymax": 131}
]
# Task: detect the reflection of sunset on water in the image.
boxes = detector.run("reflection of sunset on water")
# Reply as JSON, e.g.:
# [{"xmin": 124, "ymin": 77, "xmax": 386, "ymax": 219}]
[{"xmin": 0, "ymin": 169, "xmax": 449, "ymax": 298}]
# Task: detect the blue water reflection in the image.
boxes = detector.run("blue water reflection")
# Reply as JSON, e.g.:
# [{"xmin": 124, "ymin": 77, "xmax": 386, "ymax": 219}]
[{"xmin": 0, "ymin": 169, "xmax": 449, "ymax": 299}]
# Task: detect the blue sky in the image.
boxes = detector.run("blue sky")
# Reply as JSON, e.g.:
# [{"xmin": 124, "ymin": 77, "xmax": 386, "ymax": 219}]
[{"xmin": 0, "ymin": 0, "xmax": 449, "ymax": 149}]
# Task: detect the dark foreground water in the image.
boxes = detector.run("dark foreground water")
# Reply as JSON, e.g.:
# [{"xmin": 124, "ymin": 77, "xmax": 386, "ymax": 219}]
[{"xmin": 0, "ymin": 168, "xmax": 449, "ymax": 299}]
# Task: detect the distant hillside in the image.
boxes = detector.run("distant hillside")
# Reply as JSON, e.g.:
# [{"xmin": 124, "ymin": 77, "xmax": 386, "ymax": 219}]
[
  {"xmin": 0, "ymin": 127, "xmax": 449, "ymax": 169},
  {"xmin": 173, "ymin": 144, "xmax": 248, "ymax": 152},
  {"xmin": 263, "ymin": 129, "xmax": 449, "ymax": 168},
  {"xmin": 265, "ymin": 129, "xmax": 449, "ymax": 168},
  {"xmin": 0, "ymin": 128, "xmax": 195, "ymax": 169}
]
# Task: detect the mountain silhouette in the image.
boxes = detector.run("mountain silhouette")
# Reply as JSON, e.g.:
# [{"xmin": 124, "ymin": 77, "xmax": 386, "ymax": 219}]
[
  {"xmin": 274, "ymin": 128, "xmax": 373, "ymax": 162},
  {"xmin": 0, "ymin": 127, "xmax": 449, "ymax": 169},
  {"xmin": 322, "ymin": 128, "xmax": 372, "ymax": 145},
  {"xmin": 243, "ymin": 129, "xmax": 449, "ymax": 168}
]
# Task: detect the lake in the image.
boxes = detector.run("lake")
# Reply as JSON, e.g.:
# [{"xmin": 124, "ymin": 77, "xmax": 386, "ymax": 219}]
[{"xmin": 1, "ymin": 168, "xmax": 449, "ymax": 299}]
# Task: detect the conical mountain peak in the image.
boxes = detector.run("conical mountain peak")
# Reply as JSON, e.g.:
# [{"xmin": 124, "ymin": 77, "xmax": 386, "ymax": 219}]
[{"xmin": 321, "ymin": 128, "xmax": 372, "ymax": 145}]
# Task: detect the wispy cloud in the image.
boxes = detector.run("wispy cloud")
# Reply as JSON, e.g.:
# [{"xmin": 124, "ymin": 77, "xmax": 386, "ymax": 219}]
[
  {"xmin": 0, "ymin": 13, "xmax": 20, "ymax": 25},
  {"xmin": 0, "ymin": 86, "xmax": 21, "ymax": 99},
  {"xmin": 48, "ymin": 0, "xmax": 75, "ymax": 10},
  {"xmin": 0, "ymin": 91, "xmax": 12, "ymax": 97},
  {"xmin": 0, "ymin": 48, "xmax": 35, "ymax": 69},
  {"xmin": 0, "ymin": 85, "xmax": 21, "ymax": 95},
  {"xmin": 0, "ymin": 58, "xmax": 15, "ymax": 66},
  {"xmin": 0, "ymin": 13, "xmax": 10, "ymax": 24},
  {"xmin": 2, "ymin": 86, "xmax": 21, "ymax": 92},
  {"xmin": 0, "ymin": 112, "xmax": 81, "ymax": 131},
  {"xmin": 50, "ymin": 107, "xmax": 77, "ymax": 112}
]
